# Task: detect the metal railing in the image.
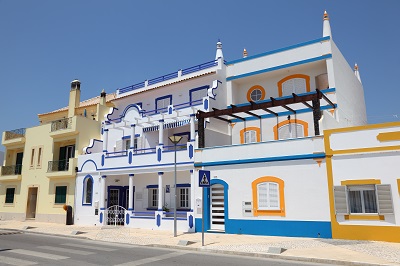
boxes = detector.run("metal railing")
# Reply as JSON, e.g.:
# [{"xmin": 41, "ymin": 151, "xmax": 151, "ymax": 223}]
[
  {"xmin": 51, "ymin": 118, "xmax": 72, "ymax": 132},
  {"xmin": 1, "ymin": 165, "xmax": 22, "ymax": 176},
  {"xmin": 4, "ymin": 128, "xmax": 26, "ymax": 140},
  {"xmin": 47, "ymin": 160, "xmax": 69, "ymax": 172},
  {"xmin": 181, "ymin": 60, "xmax": 218, "ymax": 75}
]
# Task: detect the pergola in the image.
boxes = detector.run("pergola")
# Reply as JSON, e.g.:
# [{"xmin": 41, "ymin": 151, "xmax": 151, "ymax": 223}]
[{"xmin": 196, "ymin": 89, "xmax": 335, "ymax": 148}]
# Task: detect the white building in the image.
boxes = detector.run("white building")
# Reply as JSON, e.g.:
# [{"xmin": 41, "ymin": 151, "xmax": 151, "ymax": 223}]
[{"xmin": 75, "ymin": 11, "xmax": 368, "ymax": 238}]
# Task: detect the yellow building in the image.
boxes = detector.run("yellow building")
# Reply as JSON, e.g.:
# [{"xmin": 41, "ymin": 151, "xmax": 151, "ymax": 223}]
[{"xmin": 0, "ymin": 80, "xmax": 114, "ymax": 223}]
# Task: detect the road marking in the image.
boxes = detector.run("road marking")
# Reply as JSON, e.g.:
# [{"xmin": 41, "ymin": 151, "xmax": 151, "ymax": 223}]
[
  {"xmin": 7, "ymin": 249, "xmax": 69, "ymax": 260},
  {"xmin": 61, "ymin": 243, "xmax": 116, "ymax": 251},
  {"xmin": 0, "ymin": 255, "xmax": 37, "ymax": 266},
  {"xmin": 114, "ymin": 251, "xmax": 189, "ymax": 266},
  {"xmin": 37, "ymin": 246, "xmax": 94, "ymax": 255}
]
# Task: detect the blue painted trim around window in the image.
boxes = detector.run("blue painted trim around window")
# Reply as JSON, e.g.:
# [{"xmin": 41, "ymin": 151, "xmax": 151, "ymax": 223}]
[
  {"xmin": 229, "ymin": 104, "xmax": 337, "ymax": 123},
  {"xmin": 194, "ymin": 218, "xmax": 331, "ymax": 238},
  {"xmin": 189, "ymin": 85, "xmax": 209, "ymax": 104},
  {"xmin": 155, "ymin": 95, "xmax": 172, "ymax": 113},
  {"xmin": 226, "ymin": 36, "xmax": 330, "ymax": 65},
  {"xmin": 82, "ymin": 175, "xmax": 94, "ymax": 206},
  {"xmin": 78, "ymin": 160, "xmax": 193, "ymax": 172},
  {"xmin": 146, "ymin": 184, "xmax": 158, "ymax": 189},
  {"xmin": 194, "ymin": 153, "xmax": 325, "ymax": 167},
  {"xmin": 226, "ymin": 54, "xmax": 332, "ymax": 81},
  {"xmin": 176, "ymin": 183, "xmax": 191, "ymax": 187}
]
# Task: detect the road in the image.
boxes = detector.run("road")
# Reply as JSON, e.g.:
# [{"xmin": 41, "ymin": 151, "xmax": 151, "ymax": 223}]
[{"xmin": 0, "ymin": 231, "xmax": 324, "ymax": 266}]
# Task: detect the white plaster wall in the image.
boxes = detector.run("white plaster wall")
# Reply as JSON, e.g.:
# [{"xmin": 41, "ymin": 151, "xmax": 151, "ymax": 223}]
[{"xmin": 330, "ymin": 42, "xmax": 367, "ymax": 126}]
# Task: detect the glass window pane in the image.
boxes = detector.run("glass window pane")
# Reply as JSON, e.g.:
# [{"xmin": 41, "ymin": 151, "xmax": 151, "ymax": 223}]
[
  {"xmin": 349, "ymin": 190, "xmax": 362, "ymax": 213},
  {"xmin": 363, "ymin": 190, "xmax": 377, "ymax": 213},
  {"xmin": 5, "ymin": 188, "xmax": 15, "ymax": 204}
]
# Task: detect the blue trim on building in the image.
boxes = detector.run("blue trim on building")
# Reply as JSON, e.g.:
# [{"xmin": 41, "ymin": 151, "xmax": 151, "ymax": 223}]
[
  {"xmin": 226, "ymin": 36, "xmax": 331, "ymax": 65},
  {"xmin": 189, "ymin": 85, "xmax": 210, "ymax": 104},
  {"xmin": 82, "ymin": 175, "xmax": 94, "ymax": 206},
  {"xmin": 155, "ymin": 95, "xmax": 172, "ymax": 113},
  {"xmin": 226, "ymin": 54, "xmax": 332, "ymax": 81},
  {"xmin": 194, "ymin": 153, "xmax": 325, "ymax": 167}
]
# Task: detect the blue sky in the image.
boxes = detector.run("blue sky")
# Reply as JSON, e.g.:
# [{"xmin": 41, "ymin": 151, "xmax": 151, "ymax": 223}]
[{"xmin": 1, "ymin": 1, "xmax": 399, "ymax": 151}]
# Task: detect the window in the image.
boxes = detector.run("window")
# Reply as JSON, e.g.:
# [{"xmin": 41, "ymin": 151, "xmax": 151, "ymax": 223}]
[
  {"xmin": 178, "ymin": 188, "xmax": 189, "ymax": 209},
  {"xmin": 273, "ymin": 119, "xmax": 308, "ymax": 140},
  {"xmin": 252, "ymin": 177, "xmax": 285, "ymax": 216},
  {"xmin": 36, "ymin": 146, "xmax": 43, "ymax": 168},
  {"xmin": 30, "ymin": 148, "xmax": 35, "ymax": 168},
  {"xmin": 5, "ymin": 188, "xmax": 15, "ymax": 204},
  {"xmin": 148, "ymin": 188, "xmax": 158, "ymax": 208},
  {"xmin": 247, "ymin": 85, "xmax": 265, "ymax": 102},
  {"xmin": 83, "ymin": 176, "xmax": 93, "ymax": 205},
  {"xmin": 55, "ymin": 186, "xmax": 67, "ymax": 204},
  {"xmin": 155, "ymin": 95, "xmax": 172, "ymax": 113},
  {"xmin": 240, "ymin": 127, "xmax": 261, "ymax": 144},
  {"xmin": 334, "ymin": 183, "xmax": 394, "ymax": 215},
  {"xmin": 277, "ymin": 74, "xmax": 310, "ymax": 97},
  {"xmin": 190, "ymin": 86, "xmax": 209, "ymax": 105}
]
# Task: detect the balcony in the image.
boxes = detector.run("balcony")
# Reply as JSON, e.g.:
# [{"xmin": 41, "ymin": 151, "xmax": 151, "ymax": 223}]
[
  {"xmin": 0, "ymin": 165, "xmax": 22, "ymax": 181},
  {"xmin": 46, "ymin": 158, "xmax": 77, "ymax": 178},
  {"xmin": 2, "ymin": 128, "xmax": 26, "ymax": 147},
  {"xmin": 49, "ymin": 117, "xmax": 77, "ymax": 138}
]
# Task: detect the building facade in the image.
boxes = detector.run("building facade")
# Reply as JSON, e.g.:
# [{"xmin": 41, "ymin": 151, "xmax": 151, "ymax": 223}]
[{"xmin": 0, "ymin": 80, "xmax": 114, "ymax": 223}]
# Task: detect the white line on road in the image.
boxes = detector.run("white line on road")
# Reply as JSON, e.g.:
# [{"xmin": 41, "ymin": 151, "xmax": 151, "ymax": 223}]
[
  {"xmin": 114, "ymin": 251, "xmax": 189, "ymax": 266},
  {"xmin": 61, "ymin": 243, "xmax": 116, "ymax": 252},
  {"xmin": 7, "ymin": 249, "xmax": 69, "ymax": 260},
  {"xmin": 0, "ymin": 255, "xmax": 37, "ymax": 266},
  {"xmin": 37, "ymin": 246, "xmax": 95, "ymax": 255}
]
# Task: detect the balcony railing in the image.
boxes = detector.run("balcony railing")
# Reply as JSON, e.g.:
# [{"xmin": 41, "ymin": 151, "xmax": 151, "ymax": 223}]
[
  {"xmin": 1, "ymin": 165, "xmax": 22, "ymax": 176},
  {"xmin": 4, "ymin": 128, "xmax": 26, "ymax": 140},
  {"xmin": 51, "ymin": 118, "xmax": 72, "ymax": 132},
  {"xmin": 47, "ymin": 160, "xmax": 69, "ymax": 172}
]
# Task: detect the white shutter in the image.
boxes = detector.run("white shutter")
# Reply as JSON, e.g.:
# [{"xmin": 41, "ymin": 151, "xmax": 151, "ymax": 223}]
[
  {"xmin": 376, "ymin": 184, "xmax": 394, "ymax": 214},
  {"xmin": 115, "ymin": 140, "xmax": 123, "ymax": 152},
  {"xmin": 268, "ymin": 183, "xmax": 280, "ymax": 209},
  {"xmin": 257, "ymin": 183, "xmax": 268, "ymax": 209},
  {"xmin": 282, "ymin": 79, "xmax": 294, "ymax": 96},
  {"xmin": 334, "ymin": 186, "xmax": 349, "ymax": 214},
  {"xmin": 294, "ymin": 78, "xmax": 306, "ymax": 94},
  {"xmin": 278, "ymin": 124, "xmax": 290, "ymax": 139},
  {"xmin": 142, "ymin": 188, "xmax": 148, "ymax": 209},
  {"xmin": 295, "ymin": 124, "xmax": 304, "ymax": 138}
]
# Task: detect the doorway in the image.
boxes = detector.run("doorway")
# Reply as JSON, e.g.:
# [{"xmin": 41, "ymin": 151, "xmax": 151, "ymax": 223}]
[
  {"xmin": 26, "ymin": 187, "xmax": 38, "ymax": 219},
  {"xmin": 107, "ymin": 186, "xmax": 134, "ymax": 209},
  {"xmin": 210, "ymin": 184, "xmax": 225, "ymax": 231}
]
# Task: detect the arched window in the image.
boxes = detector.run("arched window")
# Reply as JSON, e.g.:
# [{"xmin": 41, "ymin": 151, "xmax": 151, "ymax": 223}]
[
  {"xmin": 252, "ymin": 176, "xmax": 285, "ymax": 216},
  {"xmin": 83, "ymin": 175, "xmax": 93, "ymax": 205},
  {"xmin": 277, "ymin": 74, "xmax": 310, "ymax": 97},
  {"xmin": 273, "ymin": 119, "xmax": 308, "ymax": 140},
  {"xmin": 247, "ymin": 85, "xmax": 266, "ymax": 102},
  {"xmin": 240, "ymin": 127, "xmax": 261, "ymax": 144}
]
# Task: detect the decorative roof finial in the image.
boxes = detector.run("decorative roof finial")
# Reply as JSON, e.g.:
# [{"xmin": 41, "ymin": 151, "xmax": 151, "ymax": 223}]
[
  {"xmin": 354, "ymin": 63, "xmax": 362, "ymax": 83},
  {"xmin": 243, "ymin": 48, "xmax": 248, "ymax": 58},
  {"xmin": 323, "ymin": 10, "xmax": 332, "ymax": 38},
  {"xmin": 215, "ymin": 39, "xmax": 223, "ymax": 60}
]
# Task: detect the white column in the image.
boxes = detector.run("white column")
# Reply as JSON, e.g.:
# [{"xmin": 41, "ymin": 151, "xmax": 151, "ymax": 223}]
[
  {"xmin": 128, "ymin": 174, "xmax": 134, "ymax": 211},
  {"xmin": 190, "ymin": 114, "xmax": 195, "ymax": 141},
  {"xmin": 103, "ymin": 129, "xmax": 109, "ymax": 152},
  {"xmin": 190, "ymin": 170, "xmax": 195, "ymax": 211},
  {"xmin": 100, "ymin": 175, "xmax": 106, "ymax": 210},
  {"xmin": 157, "ymin": 172, "xmax": 163, "ymax": 211},
  {"xmin": 159, "ymin": 119, "xmax": 164, "ymax": 145},
  {"xmin": 130, "ymin": 124, "xmax": 136, "ymax": 149}
]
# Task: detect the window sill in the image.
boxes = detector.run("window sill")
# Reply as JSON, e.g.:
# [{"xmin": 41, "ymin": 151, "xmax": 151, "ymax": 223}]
[
  {"xmin": 344, "ymin": 214, "xmax": 384, "ymax": 221},
  {"xmin": 254, "ymin": 209, "xmax": 285, "ymax": 217}
]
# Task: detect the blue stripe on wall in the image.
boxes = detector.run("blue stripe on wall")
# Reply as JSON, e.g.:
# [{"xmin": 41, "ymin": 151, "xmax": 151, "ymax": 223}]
[{"xmin": 195, "ymin": 218, "xmax": 331, "ymax": 238}]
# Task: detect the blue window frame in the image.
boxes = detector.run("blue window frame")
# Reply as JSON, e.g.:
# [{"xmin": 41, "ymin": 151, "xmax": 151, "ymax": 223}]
[
  {"xmin": 189, "ymin": 85, "xmax": 209, "ymax": 105},
  {"xmin": 155, "ymin": 95, "xmax": 172, "ymax": 113},
  {"xmin": 83, "ymin": 175, "xmax": 94, "ymax": 205}
]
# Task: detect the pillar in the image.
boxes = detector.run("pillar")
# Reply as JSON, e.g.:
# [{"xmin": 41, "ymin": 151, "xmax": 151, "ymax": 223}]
[
  {"xmin": 159, "ymin": 119, "xmax": 164, "ymax": 146},
  {"xmin": 130, "ymin": 124, "xmax": 136, "ymax": 149},
  {"xmin": 103, "ymin": 129, "xmax": 109, "ymax": 152},
  {"xmin": 100, "ymin": 175, "xmax": 107, "ymax": 210},
  {"xmin": 128, "ymin": 174, "xmax": 134, "ymax": 211},
  {"xmin": 190, "ymin": 170, "xmax": 195, "ymax": 211},
  {"xmin": 190, "ymin": 114, "xmax": 195, "ymax": 141},
  {"xmin": 157, "ymin": 172, "xmax": 163, "ymax": 211}
]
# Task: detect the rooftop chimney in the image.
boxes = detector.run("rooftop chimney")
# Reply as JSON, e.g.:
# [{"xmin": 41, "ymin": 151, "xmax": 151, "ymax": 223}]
[{"xmin": 68, "ymin": 79, "xmax": 81, "ymax": 117}]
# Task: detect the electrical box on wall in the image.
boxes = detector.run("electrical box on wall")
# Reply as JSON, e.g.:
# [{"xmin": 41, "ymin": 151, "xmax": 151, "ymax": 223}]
[{"xmin": 242, "ymin": 201, "xmax": 253, "ymax": 216}]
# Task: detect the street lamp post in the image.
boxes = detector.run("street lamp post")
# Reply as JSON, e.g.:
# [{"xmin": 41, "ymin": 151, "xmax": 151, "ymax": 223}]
[{"xmin": 168, "ymin": 135, "xmax": 183, "ymax": 237}]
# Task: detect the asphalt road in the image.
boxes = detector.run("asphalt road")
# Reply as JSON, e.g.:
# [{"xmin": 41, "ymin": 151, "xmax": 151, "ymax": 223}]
[{"xmin": 0, "ymin": 231, "xmax": 324, "ymax": 266}]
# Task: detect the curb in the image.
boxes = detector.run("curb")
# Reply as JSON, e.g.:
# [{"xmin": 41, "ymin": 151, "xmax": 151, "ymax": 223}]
[{"xmin": 0, "ymin": 228, "xmax": 394, "ymax": 266}]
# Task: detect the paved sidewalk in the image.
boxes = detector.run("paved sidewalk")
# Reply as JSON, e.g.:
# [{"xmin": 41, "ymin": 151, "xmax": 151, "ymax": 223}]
[{"xmin": 0, "ymin": 220, "xmax": 399, "ymax": 265}]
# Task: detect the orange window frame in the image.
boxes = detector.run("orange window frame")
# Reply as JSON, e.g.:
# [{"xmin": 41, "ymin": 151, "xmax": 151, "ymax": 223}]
[
  {"xmin": 273, "ymin": 119, "xmax": 308, "ymax": 140},
  {"xmin": 240, "ymin": 127, "xmax": 261, "ymax": 144},
  {"xmin": 247, "ymin": 85, "xmax": 266, "ymax": 102},
  {"xmin": 277, "ymin": 74, "xmax": 310, "ymax": 97},
  {"xmin": 252, "ymin": 176, "xmax": 285, "ymax": 216}
]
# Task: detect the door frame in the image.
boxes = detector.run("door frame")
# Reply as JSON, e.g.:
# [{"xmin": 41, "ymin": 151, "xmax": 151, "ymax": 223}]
[
  {"xmin": 26, "ymin": 187, "xmax": 38, "ymax": 219},
  {"xmin": 107, "ymin": 186, "xmax": 135, "ymax": 209},
  {"xmin": 203, "ymin": 179, "xmax": 229, "ymax": 232}
]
